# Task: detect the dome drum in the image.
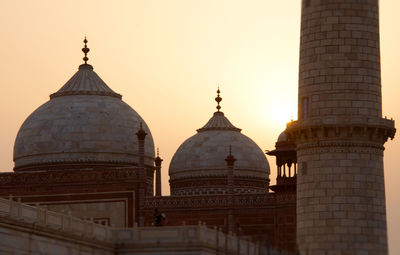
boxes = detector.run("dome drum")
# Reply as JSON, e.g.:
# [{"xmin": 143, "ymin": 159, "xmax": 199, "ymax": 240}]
[{"xmin": 170, "ymin": 176, "xmax": 269, "ymax": 196}]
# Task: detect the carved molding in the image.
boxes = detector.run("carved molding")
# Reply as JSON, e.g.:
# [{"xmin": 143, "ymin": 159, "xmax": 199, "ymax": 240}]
[
  {"xmin": 286, "ymin": 118, "xmax": 395, "ymax": 146},
  {"xmin": 0, "ymin": 168, "xmax": 140, "ymax": 186},
  {"xmin": 50, "ymin": 90, "xmax": 122, "ymax": 99},
  {"xmin": 143, "ymin": 193, "xmax": 289, "ymax": 209},
  {"xmin": 295, "ymin": 141, "xmax": 385, "ymax": 156}
]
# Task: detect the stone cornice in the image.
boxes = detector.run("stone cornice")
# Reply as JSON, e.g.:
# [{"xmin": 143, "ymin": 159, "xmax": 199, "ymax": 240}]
[
  {"xmin": 169, "ymin": 168, "xmax": 269, "ymax": 181},
  {"xmin": 143, "ymin": 193, "xmax": 287, "ymax": 209},
  {"xmin": 286, "ymin": 117, "xmax": 395, "ymax": 145},
  {"xmin": 0, "ymin": 168, "xmax": 140, "ymax": 186},
  {"xmin": 14, "ymin": 156, "xmax": 155, "ymax": 172},
  {"xmin": 50, "ymin": 90, "xmax": 122, "ymax": 99}
]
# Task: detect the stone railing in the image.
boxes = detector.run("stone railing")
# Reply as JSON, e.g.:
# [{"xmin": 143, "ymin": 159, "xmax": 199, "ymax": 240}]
[
  {"xmin": 0, "ymin": 197, "xmax": 113, "ymax": 242},
  {"xmin": 144, "ymin": 193, "xmax": 277, "ymax": 209},
  {"xmin": 115, "ymin": 222, "xmax": 254, "ymax": 255},
  {"xmin": 0, "ymin": 198, "xmax": 288, "ymax": 254},
  {"xmin": 114, "ymin": 222, "xmax": 288, "ymax": 255}
]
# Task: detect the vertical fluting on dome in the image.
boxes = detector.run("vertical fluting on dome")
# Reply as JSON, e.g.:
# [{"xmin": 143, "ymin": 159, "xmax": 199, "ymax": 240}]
[
  {"xmin": 286, "ymin": 1, "xmax": 395, "ymax": 254},
  {"xmin": 50, "ymin": 38, "xmax": 121, "ymax": 99}
]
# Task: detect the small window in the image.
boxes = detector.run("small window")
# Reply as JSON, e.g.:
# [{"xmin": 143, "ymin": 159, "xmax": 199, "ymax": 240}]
[{"xmin": 302, "ymin": 97, "xmax": 309, "ymax": 120}]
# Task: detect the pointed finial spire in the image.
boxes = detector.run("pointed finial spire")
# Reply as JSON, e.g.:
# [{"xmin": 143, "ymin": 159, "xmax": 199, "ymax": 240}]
[
  {"xmin": 155, "ymin": 147, "xmax": 163, "ymax": 166},
  {"xmin": 136, "ymin": 122, "xmax": 147, "ymax": 140},
  {"xmin": 225, "ymin": 145, "xmax": 236, "ymax": 167},
  {"xmin": 215, "ymin": 86, "xmax": 222, "ymax": 112},
  {"xmin": 82, "ymin": 37, "xmax": 90, "ymax": 64}
]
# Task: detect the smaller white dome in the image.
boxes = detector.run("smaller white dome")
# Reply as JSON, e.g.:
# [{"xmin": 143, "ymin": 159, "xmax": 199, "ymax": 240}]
[
  {"xmin": 169, "ymin": 110, "xmax": 269, "ymax": 195},
  {"xmin": 277, "ymin": 131, "xmax": 287, "ymax": 142}
]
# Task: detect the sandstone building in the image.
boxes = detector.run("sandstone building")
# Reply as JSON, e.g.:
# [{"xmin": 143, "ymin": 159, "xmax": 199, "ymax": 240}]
[
  {"xmin": 0, "ymin": 1, "xmax": 396, "ymax": 255},
  {"xmin": 0, "ymin": 38, "xmax": 297, "ymax": 253}
]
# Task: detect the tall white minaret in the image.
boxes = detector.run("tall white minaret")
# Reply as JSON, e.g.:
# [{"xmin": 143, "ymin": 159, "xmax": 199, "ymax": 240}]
[{"xmin": 286, "ymin": 1, "xmax": 396, "ymax": 254}]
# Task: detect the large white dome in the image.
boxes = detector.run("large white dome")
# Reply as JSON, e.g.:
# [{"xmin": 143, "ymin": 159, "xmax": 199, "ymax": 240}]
[{"xmin": 14, "ymin": 64, "xmax": 155, "ymax": 171}]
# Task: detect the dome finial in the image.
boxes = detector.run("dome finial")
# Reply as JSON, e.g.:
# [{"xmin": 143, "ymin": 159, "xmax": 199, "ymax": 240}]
[
  {"xmin": 82, "ymin": 37, "xmax": 90, "ymax": 64},
  {"xmin": 215, "ymin": 86, "xmax": 222, "ymax": 112},
  {"xmin": 157, "ymin": 147, "xmax": 160, "ymax": 157}
]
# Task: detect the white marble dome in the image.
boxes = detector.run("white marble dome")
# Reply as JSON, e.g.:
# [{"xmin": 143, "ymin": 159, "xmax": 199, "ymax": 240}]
[
  {"xmin": 277, "ymin": 131, "xmax": 287, "ymax": 142},
  {"xmin": 13, "ymin": 63, "xmax": 155, "ymax": 171},
  {"xmin": 169, "ymin": 111, "xmax": 270, "ymax": 182}
]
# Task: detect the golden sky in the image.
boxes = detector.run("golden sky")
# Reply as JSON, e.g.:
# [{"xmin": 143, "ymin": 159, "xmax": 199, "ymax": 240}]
[{"xmin": 0, "ymin": 0, "xmax": 399, "ymax": 253}]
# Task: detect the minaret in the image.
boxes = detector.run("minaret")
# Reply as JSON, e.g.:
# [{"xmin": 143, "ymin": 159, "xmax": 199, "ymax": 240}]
[
  {"xmin": 154, "ymin": 148, "xmax": 163, "ymax": 196},
  {"xmin": 225, "ymin": 145, "xmax": 236, "ymax": 234},
  {"xmin": 136, "ymin": 122, "xmax": 147, "ymax": 226},
  {"xmin": 286, "ymin": 1, "xmax": 396, "ymax": 254}
]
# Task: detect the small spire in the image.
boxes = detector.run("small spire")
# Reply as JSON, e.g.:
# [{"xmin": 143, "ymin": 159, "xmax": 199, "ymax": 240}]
[
  {"xmin": 136, "ymin": 122, "xmax": 147, "ymax": 140},
  {"xmin": 82, "ymin": 37, "xmax": 90, "ymax": 64},
  {"xmin": 225, "ymin": 145, "xmax": 236, "ymax": 167},
  {"xmin": 155, "ymin": 147, "xmax": 163, "ymax": 166},
  {"xmin": 215, "ymin": 86, "xmax": 222, "ymax": 112}
]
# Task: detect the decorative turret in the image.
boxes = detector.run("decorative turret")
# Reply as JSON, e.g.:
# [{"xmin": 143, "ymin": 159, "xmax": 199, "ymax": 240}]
[
  {"xmin": 267, "ymin": 131, "xmax": 296, "ymax": 193},
  {"xmin": 136, "ymin": 122, "xmax": 151, "ymax": 197},
  {"xmin": 267, "ymin": 131, "xmax": 297, "ymax": 254},
  {"xmin": 225, "ymin": 145, "xmax": 236, "ymax": 233},
  {"xmin": 225, "ymin": 145, "xmax": 236, "ymax": 168},
  {"xmin": 154, "ymin": 148, "xmax": 163, "ymax": 196}
]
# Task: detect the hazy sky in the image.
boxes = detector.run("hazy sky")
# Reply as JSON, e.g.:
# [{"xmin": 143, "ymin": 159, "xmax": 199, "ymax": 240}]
[{"xmin": 0, "ymin": 0, "xmax": 399, "ymax": 253}]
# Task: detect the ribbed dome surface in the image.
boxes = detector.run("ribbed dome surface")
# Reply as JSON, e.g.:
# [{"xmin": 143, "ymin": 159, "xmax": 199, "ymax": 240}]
[
  {"xmin": 197, "ymin": 112, "xmax": 241, "ymax": 132},
  {"xmin": 50, "ymin": 64, "xmax": 122, "ymax": 99},
  {"xmin": 169, "ymin": 111, "xmax": 269, "ymax": 181},
  {"xmin": 14, "ymin": 64, "xmax": 155, "ymax": 171}
]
